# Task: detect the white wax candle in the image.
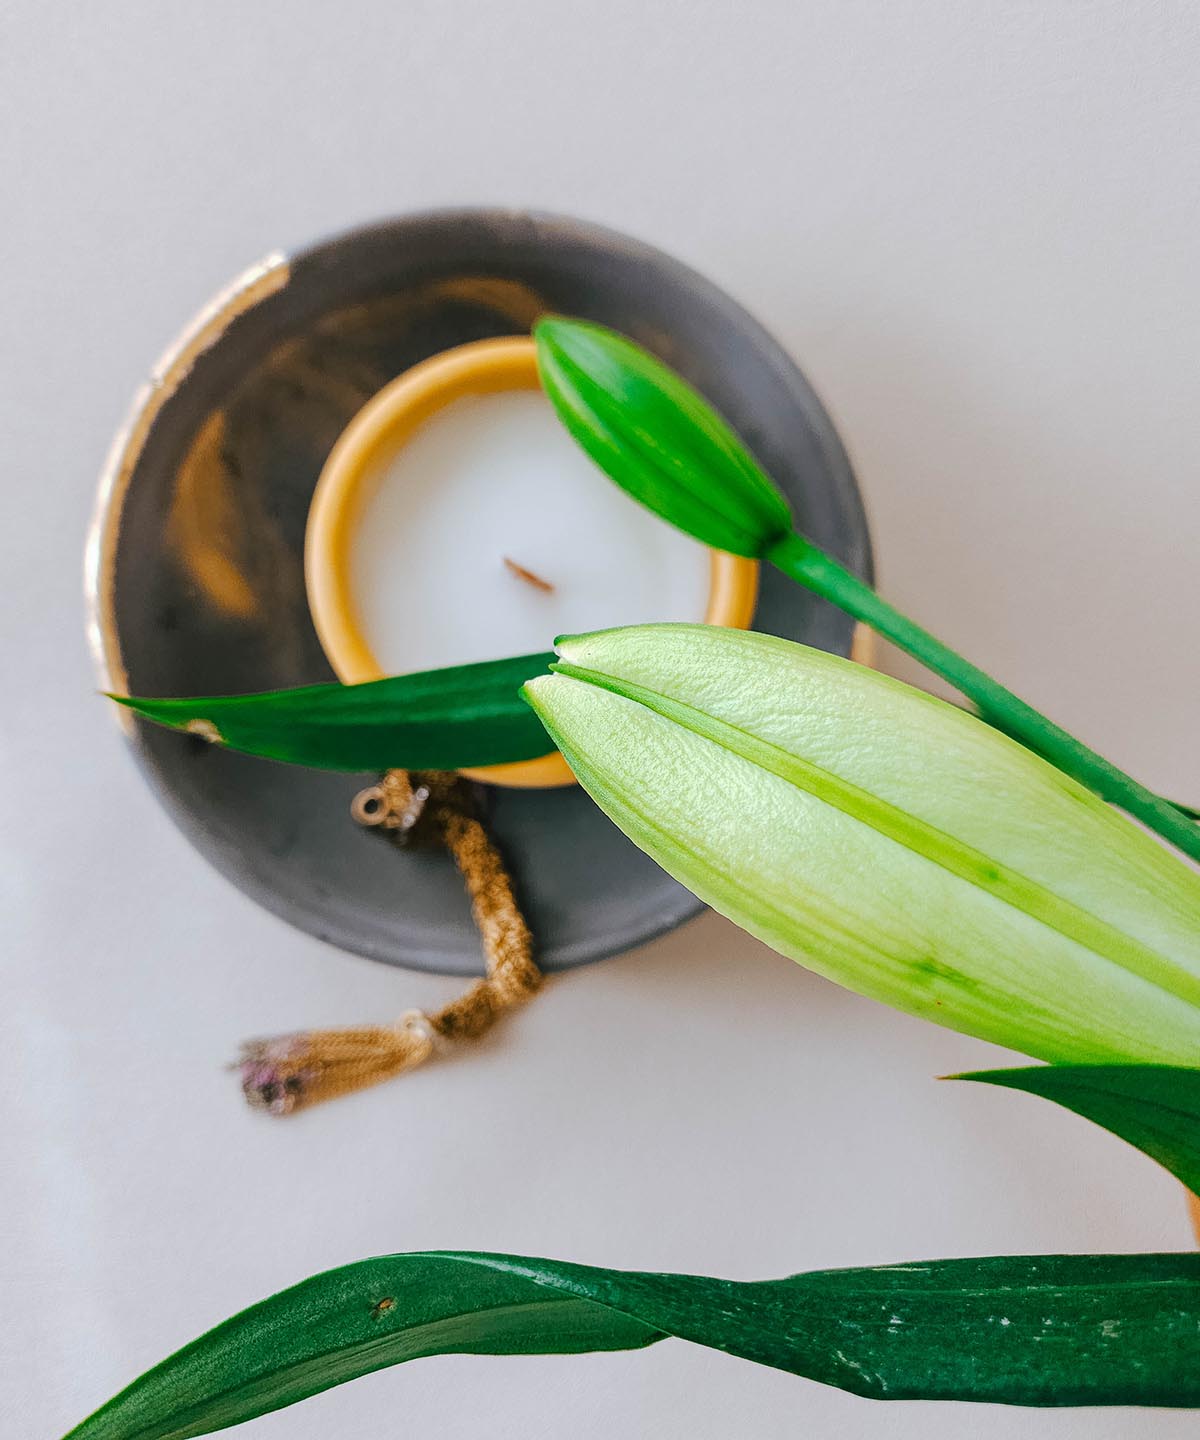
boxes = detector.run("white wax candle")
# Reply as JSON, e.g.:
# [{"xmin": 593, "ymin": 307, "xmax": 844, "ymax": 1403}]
[{"xmin": 350, "ymin": 389, "xmax": 711, "ymax": 673}]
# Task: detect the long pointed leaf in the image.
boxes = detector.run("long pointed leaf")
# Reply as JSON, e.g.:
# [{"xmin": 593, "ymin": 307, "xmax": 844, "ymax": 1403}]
[
  {"xmin": 955, "ymin": 1064, "xmax": 1200, "ymax": 1196},
  {"xmin": 523, "ymin": 624, "xmax": 1200, "ymax": 1066},
  {"xmin": 109, "ymin": 651, "xmax": 557, "ymax": 771},
  {"xmin": 64, "ymin": 1250, "xmax": 1200, "ymax": 1437}
]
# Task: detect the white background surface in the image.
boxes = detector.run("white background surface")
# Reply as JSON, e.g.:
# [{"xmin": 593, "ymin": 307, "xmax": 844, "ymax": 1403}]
[{"xmin": 3, "ymin": 3, "xmax": 1199, "ymax": 1436}]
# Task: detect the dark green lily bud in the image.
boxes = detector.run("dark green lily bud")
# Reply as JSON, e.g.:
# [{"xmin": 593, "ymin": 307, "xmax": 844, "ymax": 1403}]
[{"xmin": 534, "ymin": 315, "xmax": 794, "ymax": 558}]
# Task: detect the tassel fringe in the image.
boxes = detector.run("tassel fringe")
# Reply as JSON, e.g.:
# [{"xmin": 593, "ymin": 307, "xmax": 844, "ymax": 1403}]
[{"xmin": 237, "ymin": 771, "xmax": 542, "ymax": 1115}]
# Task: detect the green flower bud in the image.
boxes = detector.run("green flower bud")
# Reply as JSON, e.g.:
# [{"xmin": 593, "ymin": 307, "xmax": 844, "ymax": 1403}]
[
  {"xmin": 534, "ymin": 316, "xmax": 794, "ymax": 558},
  {"xmin": 525, "ymin": 624, "xmax": 1200, "ymax": 1065}
]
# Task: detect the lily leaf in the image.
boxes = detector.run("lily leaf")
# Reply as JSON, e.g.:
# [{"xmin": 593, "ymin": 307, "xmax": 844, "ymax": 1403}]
[
  {"xmin": 109, "ymin": 651, "xmax": 557, "ymax": 771},
  {"xmin": 955, "ymin": 1064, "xmax": 1200, "ymax": 1197},
  {"xmin": 64, "ymin": 1250, "xmax": 1200, "ymax": 1436},
  {"xmin": 534, "ymin": 315, "xmax": 793, "ymax": 558},
  {"xmin": 524, "ymin": 624, "xmax": 1200, "ymax": 1066}
]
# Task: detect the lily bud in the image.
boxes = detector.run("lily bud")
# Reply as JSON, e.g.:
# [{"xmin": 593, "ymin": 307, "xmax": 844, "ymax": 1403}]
[
  {"xmin": 524, "ymin": 624, "xmax": 1200, "ymax": 1066},
  {"xmin": 534, "ymin": 316, "xmax": 794, "ymax": 558}
]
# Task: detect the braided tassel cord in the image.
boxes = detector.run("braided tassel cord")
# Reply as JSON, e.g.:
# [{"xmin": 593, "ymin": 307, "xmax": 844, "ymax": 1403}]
[{"xmin": 237, "ymin": 771, "xmax": 542, "ymax": 1115}]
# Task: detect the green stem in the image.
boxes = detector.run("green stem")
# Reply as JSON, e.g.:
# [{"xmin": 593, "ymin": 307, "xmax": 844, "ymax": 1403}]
[{"xmin": 767, "ymin": 532, "xmax": 1200, "ymax": 865}]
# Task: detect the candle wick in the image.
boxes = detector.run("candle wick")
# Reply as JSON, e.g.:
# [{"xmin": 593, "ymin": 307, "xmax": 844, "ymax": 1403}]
[{"xmin": 503, "ymin": 556, "xmax": 556, "ymax": 593}]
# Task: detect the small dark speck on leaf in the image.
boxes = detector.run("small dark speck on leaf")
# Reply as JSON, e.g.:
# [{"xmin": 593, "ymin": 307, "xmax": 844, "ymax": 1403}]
[{"xmin": 370, "ymin": 1297, "xmax": 395, "ymax": 1319}]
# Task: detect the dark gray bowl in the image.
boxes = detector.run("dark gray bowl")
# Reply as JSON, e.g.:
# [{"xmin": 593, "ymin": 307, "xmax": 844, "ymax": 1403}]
[{"xmin": 87, "ymin": 210, "xmax": 873, "ymax": 976}]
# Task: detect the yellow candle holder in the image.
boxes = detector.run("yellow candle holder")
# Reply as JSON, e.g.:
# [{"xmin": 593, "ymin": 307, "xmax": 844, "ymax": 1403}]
[{"xmin": 305, "ymin": 335, "xmax": 760, "ymax": 788}]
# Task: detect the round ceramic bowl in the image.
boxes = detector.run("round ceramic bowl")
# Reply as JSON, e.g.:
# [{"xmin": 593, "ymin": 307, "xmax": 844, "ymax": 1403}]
[{"xmin": 86, "ymin": 209, "xmax": 874, "ymax": 976}]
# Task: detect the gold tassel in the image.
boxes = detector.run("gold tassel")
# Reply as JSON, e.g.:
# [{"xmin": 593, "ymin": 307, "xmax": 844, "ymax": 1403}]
[{"xmin": 236, "ymin": 770, "xmax": 543, "ymax": 1115}]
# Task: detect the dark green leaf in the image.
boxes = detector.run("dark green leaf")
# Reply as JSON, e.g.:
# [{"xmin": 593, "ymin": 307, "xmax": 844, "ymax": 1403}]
[
  {"xmin": 109, "ymin": 651, "xmax": 557, "ymax": 771},
  {"xmin": 65, "ymin": 1249, "xmax": 1200, "ymax": 1436},
  {"xmin": 534, "ymin": 315, "xmax": 793, "ymax": 558},
  {"xmin": 955, "ymin": 1063, "xmax": 1200, "ymax": 1196}
]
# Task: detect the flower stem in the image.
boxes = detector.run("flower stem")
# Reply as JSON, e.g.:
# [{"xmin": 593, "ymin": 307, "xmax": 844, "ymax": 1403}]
[{"xmin": 767, "ymin": 532, "xmax": 1200, "ymax": 864}]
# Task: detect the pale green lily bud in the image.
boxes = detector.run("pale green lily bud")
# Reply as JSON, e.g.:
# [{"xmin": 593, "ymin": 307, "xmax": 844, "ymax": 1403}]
[{"xmin": 524, "ymin": 625, "xmax": 1200, "ymax": 1065}]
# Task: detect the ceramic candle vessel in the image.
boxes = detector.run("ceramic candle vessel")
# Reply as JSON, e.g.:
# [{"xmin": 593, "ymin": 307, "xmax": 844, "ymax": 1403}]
[
  {"xmin": 87, "ymin": 210, "xmax": 873, "ymax": 975},
  {"xmin": 304, "ymin": 334, "xmax": 759, "ymax": 788}
]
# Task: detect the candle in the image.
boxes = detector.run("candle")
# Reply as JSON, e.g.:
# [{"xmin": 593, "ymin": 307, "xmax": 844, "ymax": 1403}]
[
  {"xmin": 351, "ymin": 388, "xmax": 710, "ymax": 675},
  {"xmin": 306, "ymin": 337, "xmax": 757, "ymax": 786}
]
